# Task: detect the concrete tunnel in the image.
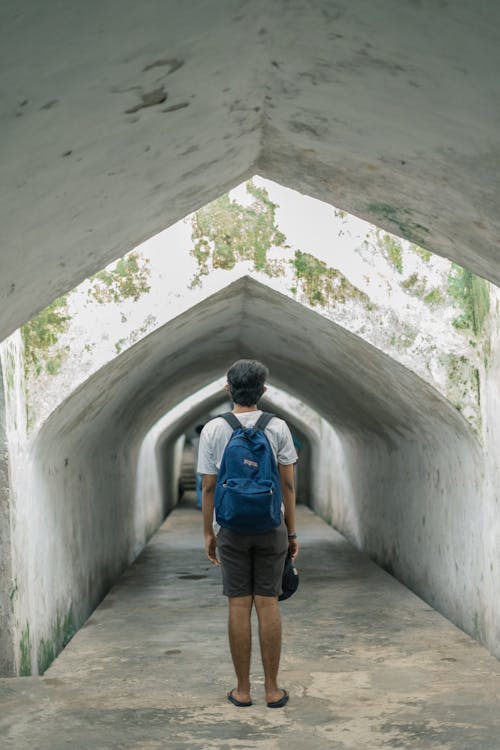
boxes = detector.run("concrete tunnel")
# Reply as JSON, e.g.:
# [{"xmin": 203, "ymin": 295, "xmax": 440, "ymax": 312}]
[
  {"xmin": 1, "ymin": 0, "xmax": 500, "ymax": 678},
  {"xmin": 2, "ymin": 275, "xmax": 489, "ymax": 675}
]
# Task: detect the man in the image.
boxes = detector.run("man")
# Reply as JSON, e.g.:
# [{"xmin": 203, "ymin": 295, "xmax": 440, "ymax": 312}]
[{"xmin": 198, "ymin": 359, "xmax": 299, "ymax": 708}]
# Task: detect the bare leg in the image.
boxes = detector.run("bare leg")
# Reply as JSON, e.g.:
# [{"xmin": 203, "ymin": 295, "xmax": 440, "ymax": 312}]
[
  {"xmin": 227, "ymin": 595, "xmax": 253, "ymax": 703},
  {"xmin": 254, "ymin": 595, "xmax": 285, "ymax": 703}
]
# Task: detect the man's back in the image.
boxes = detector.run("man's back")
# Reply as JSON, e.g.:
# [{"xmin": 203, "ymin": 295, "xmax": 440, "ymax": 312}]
[{"xmin": 197, "ymin": 410, "xmax": 297, "ymax": 477}]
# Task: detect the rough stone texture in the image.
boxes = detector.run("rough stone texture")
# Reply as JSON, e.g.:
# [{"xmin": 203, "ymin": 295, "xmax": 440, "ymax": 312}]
[
  {"xmin": 2, "ymin": 0, "xmax": 500, "ymax": 343},
  {"xmin": 2, "ymin": 503, "xmax": 500, "ymax": 749}
]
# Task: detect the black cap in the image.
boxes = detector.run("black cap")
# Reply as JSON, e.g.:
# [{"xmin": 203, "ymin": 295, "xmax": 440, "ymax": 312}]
[{"xmin": 279, "ymin": 552, "xmax": 299, "ymax": 601}]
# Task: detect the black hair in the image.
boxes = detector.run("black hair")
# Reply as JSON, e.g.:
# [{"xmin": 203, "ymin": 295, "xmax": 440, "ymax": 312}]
[{"xmin": 226, "ymin": 359, "xmax": 269, "ymax": 407}]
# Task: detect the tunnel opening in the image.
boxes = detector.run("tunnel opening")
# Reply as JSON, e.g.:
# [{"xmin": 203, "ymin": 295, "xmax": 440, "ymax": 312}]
[
  {"xmin": 157, "ymin": 388, "xmax": 313, "ymax": 512},
  {"xmin": 133, "ymin": 375, "xmax": 318, "ymax": 542}
]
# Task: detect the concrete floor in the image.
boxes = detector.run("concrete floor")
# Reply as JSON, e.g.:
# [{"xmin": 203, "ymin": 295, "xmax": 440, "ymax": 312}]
[{"xmin": 2, "ymin": 500, "xmax": 500, "ymax": 750}]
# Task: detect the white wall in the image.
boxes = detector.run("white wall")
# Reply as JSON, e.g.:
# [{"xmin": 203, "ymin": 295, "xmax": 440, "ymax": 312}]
[{"xmin": 0, "ymin": 348, "xmax": 14, "ymax": 674}]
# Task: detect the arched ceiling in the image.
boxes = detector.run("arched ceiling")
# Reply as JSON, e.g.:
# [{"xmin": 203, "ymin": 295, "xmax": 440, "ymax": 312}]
[
  {"xmin": 36, "ymin": 277, "xmax": 474, "ymax": 461},
  {"xmin": 1, "ymin": 1, "xmax": 500, "ymax": 342}
]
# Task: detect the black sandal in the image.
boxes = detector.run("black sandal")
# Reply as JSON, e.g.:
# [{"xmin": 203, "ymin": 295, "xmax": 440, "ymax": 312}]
[
  {"xmin": 267, "ymin": 689, "xmax": 289, "ymax": 708},
  {"xmin": 227, "ymin": 689, "xmax": 252, "ymax": 707}
]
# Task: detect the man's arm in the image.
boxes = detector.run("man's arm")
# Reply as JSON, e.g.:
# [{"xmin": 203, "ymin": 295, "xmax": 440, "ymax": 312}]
[
  {"xmin": 202, "ymin": 474, "xmax": 219, "ymax": 565},
  {"xmin": 278, "ymin": 463, "xmax": 299, "ymax": 562}
]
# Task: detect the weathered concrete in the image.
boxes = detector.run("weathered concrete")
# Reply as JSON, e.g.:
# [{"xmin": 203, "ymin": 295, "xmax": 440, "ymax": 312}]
[
  {"xmin": 0, "ymin": 0, "xmax": 499, "ymax": 697},
  {"xmin": 6, "ymin": 276, "xmax": 493, "ymax": 677},
  {"xmin": 2, "ymin": 1, "xmax": 500, "ymax": 342},
  {"xmin": 2, "ymin": 502, "xmax": 500, "ymax": 749},
  {"xmin": 0, "ymin": 359, "xmax": 14, "ymax": 675}
]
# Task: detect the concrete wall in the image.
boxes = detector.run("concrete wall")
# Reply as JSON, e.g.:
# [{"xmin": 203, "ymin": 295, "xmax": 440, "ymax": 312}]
[
  {"xmin": 326, "ymin": 429, "xmax": 487, "ymax": 639},
  {"xmin": 311, "ymin": 288, "xmax": 500, "ymax": 657},
  {"xmin": 1, "ymin": 0, "xmax": 500, "ymax": 675},
  {"xmin": 0, "ymin": 353, "xmax": 14, "ymax": 675},
  {"xmin": 2, "ymin": 277, "xmax": 499, "ymax": 674},
  {"xmin": 284, "ymin": 380, "xmax": 494, "ymax": 653},
  {"xmin": 478, "ymin": 285, "xmax": 500, "ymax": 653}
]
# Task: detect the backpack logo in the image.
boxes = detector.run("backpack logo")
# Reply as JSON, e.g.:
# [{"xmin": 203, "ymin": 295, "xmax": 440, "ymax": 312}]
[{"xmin": 214, "ymin": 412, "xmax": 283, "ymax": 534}]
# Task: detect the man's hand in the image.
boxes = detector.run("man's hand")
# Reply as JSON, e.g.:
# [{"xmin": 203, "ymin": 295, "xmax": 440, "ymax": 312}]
[
  {"xmin": 288, "ymin": 537, "xmax": 299, "ymax": 563},
  {"xmin": 202, "ymin": 474, "xmax": 218, "ymax": 564},
  {"xmin": 205, "ymin": 532, "xmax": 220, "ymax": 566},
  {"xmin": 279, "ymin": 463, "xmax": 298, "ymax": 563}
]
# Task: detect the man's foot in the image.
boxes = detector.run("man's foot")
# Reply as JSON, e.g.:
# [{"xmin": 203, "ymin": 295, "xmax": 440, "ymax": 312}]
[
  {"xmin": 227, "ymin": 689, "xmax": 252, "ymax": 707},
  {"xmin": 266, "ymin": 689, "xmax": 289, "ymax": 708}
]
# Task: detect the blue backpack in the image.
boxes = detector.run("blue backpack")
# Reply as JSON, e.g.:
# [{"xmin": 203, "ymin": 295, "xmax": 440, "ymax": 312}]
[{"xmin": 215, "ymin": 412, "xmax": 283, "ymax": 534}]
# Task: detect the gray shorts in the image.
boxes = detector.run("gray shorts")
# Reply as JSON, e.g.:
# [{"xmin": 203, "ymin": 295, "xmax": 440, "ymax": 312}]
[{"xmin": 216, "ymin": 518, "xmax": 288, "ymax": 598}]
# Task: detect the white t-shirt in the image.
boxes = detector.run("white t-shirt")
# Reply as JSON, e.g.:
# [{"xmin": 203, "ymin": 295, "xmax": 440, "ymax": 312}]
[{"xmin": 197, "ymin": 411, "xmax": 298, "ymax": 475}]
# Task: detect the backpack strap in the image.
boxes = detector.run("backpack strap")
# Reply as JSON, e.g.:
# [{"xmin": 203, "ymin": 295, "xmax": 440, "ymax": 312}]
[
  {"xmin": 254, "ymin": 412, "xmax": 275, "ymax": 431},
  {"xmin": 218, "ymin": 412, "xmax": 275, "ymax": 431},
  {"xmin": 219, "ymin": 412, "xmax": 242, "ymax": 431}
]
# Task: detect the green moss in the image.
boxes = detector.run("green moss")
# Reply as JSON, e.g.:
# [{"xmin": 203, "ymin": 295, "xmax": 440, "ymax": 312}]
[
  {"xmin": 367, "ymin": 203, "xmax": 430, "ymax": 245},
  {"xmin": 62, "ymin": 609, "xmax": 77, "ymax": 646},
  {"xmin": 36, "ymin": 607, "xmax": 77, "ymax": 674},
  {"xmin": 89, "ymin": 252, "xmax": 150, "ymax": 304},
  {"xmin": 376, "ymin": 231, "xmax": 403, "ymax": 273},
  {"xmin": 292, "ymin": 250, "xmax": 370, "ymax": 307},
  {"xmin": 401, "ymin": 272, "xmax": 427, "ymax": 298},
  {"xmin": 8, "ymin": 579, "xmax": 18, "ymax": 606},
  {"xmin": 4, "ymin": 348, "xmax": 16, "ymax": 391},
  {"xmin": 21, "ymin": 296, "xmax": 71, "ymax": 377},
  {"xmin": 45, "ymin": 347, "xmax": 69, "ymax": 375},
  {"xmin": 447, "ymin": 353, "xmax": 468, "ymax": 382},
  {"xmin": 19, "ymin": 625, "xmax": 32, "ymax": 676},
  {"xmin": 423, "ymin": 288, "xmax": 445, "ymax": 306},
  {"xmin": 448, "ymin": 264, "xmax": 490, "ymax": 336},
  {"xmin": 411, "ymin": 244, "xmax": 432, "ymax": 262},
  {"xmin": 474, "ymin": 368, "xmax": 481, "ymax": 407},
  {"xmin": 483, "ymin": 336, "xmax": 492, "ymax": 370},
  {"xmin": 401, "ymin": 272, "xmax": 419, "ymax": 290},
  {"xmin": 190, "ymin": 179, "xmax": 287, "ymax": 286},
  {"xmin": 51, "ymin": 608, "xmax": 76, "ymax": 649},
  {"xmin": 37, "ymin": 639, "xmax": 55, "ymax": 675}
]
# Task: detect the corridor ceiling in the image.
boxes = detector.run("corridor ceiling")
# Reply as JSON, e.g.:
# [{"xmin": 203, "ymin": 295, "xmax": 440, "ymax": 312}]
[{"xmin": 2, "ymin": 0, "xmax": 500, "ymax": 342}]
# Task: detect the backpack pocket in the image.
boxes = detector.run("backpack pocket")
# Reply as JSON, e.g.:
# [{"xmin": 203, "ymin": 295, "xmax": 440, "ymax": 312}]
[{"xmin": 215, "ymin": 478, "xmax": 281, "ymax": 534}]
